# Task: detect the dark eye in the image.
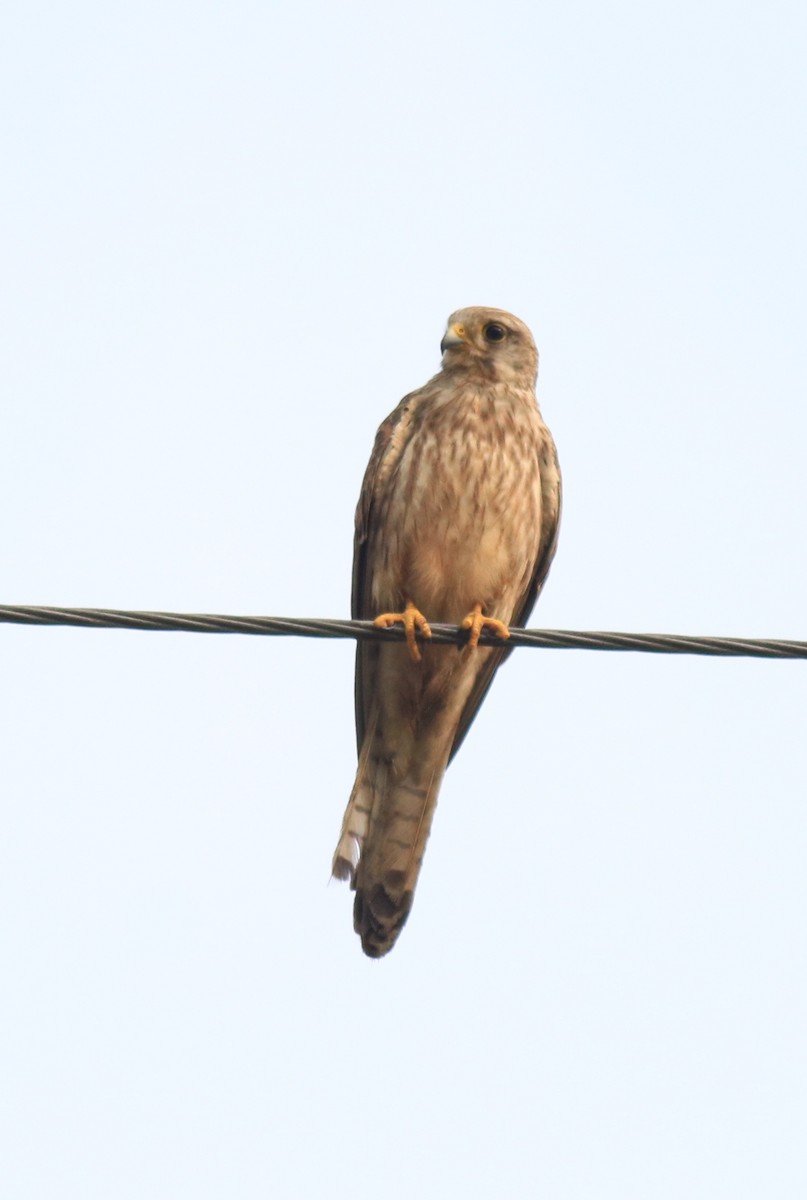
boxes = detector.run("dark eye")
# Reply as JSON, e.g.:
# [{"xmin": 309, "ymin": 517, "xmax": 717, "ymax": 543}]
[{"xmin": 484, "ymin": 322, "xmax": 507, "ymax": 343}]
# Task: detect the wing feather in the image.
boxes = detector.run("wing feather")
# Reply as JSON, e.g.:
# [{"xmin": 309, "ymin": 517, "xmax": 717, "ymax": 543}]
[{"xmin": 351, "ymin": 390, "xmax": 423, "ymax": 754}]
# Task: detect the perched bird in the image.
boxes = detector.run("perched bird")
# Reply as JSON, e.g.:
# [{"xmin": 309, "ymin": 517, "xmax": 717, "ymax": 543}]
[{"xmin": 332, "ymin": 307, "xmax": 561, "ymax": 957}]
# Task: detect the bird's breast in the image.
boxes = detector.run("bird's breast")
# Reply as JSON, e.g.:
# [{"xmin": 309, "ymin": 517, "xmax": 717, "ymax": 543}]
[{"xmin": 370, "ymin": 391, "xmax": 546, "ymax": 623}]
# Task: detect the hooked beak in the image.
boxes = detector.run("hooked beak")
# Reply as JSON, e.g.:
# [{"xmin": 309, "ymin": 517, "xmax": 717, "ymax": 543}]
[{"xmin": 440, "ymin": 322, "xmax": 465, "ymax": 354}]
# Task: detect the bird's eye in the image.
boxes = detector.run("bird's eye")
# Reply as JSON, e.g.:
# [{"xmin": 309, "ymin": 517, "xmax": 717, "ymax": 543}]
[{"xmin": 484, "ymin": 322, "xmax": 507, "ymax": 343}]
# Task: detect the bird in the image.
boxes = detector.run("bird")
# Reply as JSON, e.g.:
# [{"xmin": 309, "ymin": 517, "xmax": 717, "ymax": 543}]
[{"xmin": 332, "ymin": 306, "xmax": 561, "ymax": 957}]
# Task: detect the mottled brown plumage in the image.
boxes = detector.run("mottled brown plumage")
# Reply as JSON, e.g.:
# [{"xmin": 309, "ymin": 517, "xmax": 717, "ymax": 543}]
[{"xmin": 332, "ymin": 307, "xmax": 561, "ymax": 957}]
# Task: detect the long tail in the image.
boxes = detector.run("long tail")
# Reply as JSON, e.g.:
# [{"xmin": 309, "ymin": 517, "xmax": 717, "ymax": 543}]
[{"xmin": 332, "ymin": 732, "xmax": 449, "ymax": 958}]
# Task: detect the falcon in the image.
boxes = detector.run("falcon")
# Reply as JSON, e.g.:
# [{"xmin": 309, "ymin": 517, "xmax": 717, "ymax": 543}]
[{"xmin": 332, "ymin": 307, "xmax": 561, "ymax": 957}]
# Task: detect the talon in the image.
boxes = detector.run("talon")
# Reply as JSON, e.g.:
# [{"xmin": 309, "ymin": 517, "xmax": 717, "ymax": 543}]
[
  {"xmin": 460, "ymin": 603, "xmax": 511, "ymax": 651},
  {"xmin": 374, "ymin": 601, "xmax": 432, "ymax": 662}
]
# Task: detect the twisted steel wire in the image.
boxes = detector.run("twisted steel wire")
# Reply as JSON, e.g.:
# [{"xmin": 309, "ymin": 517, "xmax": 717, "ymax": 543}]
[{"xmin": 1, "ymin": 604, "xmax": 805, "ymax": 658}]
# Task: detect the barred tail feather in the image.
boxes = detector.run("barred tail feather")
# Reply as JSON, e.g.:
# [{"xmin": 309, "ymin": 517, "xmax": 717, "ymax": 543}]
[
  {"xmin": 333, "ymin": 741, "xmax": 449, "ymax": 958},
  {"xmin": 331, "ymin": 777, "xmax": 373, "ymax": 883},
  {"xmin": 352, "ymin": 771, "xmax": 439, "ymax": 958},
  {"xmin": 331, "ymin": 710, "xmax": 383, "ymax": 883}
]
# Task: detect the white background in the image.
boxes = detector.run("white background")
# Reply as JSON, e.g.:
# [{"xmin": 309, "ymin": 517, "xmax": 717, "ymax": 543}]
[{"xmin": 2, "ymin": 2, "xmax": 806, "ymax": 1196}]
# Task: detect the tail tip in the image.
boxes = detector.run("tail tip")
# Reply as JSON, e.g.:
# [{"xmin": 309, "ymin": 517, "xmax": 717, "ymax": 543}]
[
  {"xmin": 354, "ymin": 879, "xmax": 414, "ymax": 958},
  {"xmin": 331, "ymin": 834, "xmax": 360, "ymax": 883}
]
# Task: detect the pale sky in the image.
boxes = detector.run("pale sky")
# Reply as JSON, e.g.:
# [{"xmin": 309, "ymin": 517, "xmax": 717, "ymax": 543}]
[{"xmin": 2, "ymin": 2, "xmax": 806, "ymax": 1197}]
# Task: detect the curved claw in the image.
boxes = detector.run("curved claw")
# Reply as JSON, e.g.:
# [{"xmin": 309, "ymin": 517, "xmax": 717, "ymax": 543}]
[
  {"xmin": 374, "ymin": 601, "xmax": 432, "ymax": 662},
  {"xmin": 460, "ymin": 604, "xmax": 511, "ymax": 650}
]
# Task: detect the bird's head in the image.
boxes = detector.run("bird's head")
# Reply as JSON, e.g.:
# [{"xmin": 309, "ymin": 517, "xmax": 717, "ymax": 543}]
[{"xmin": 439, "ymin": 307, "xmax": 538, "ymax": 385}]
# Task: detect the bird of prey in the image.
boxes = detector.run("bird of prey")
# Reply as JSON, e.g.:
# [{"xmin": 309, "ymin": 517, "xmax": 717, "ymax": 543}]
[{"xmin": 332, "ymin": 307, "xmax": 561, "ymax": 957}]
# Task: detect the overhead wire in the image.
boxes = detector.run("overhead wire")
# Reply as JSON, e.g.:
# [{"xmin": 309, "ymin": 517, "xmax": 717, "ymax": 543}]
[{"xmin": 1, "ymin": 604, "xmax": 805, "ymax": 659}]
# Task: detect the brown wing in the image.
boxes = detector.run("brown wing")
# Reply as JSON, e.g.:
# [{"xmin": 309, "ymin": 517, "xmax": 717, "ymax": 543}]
[
  {"xmin": 351, "ymin": 390, "xmax": 422, "ymax": 755},
  {"xmin": 446, "ymin": 432, "xmax": 562, "ymax": 763}
]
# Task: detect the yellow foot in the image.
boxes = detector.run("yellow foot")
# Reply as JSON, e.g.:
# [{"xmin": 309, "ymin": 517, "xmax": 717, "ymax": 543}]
[
  {"xmin": 460, "ymin": 604, "xmax": 511, "ymax": 650},
  {"xmin": 374, "ymin": 601, "xmax": 432, "ymax": 663}
]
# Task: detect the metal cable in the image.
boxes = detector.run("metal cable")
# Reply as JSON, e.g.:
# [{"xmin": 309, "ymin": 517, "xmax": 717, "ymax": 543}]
[{"xmin": 1, "ymin": 603, "xmax": 805, "ymax": 658}]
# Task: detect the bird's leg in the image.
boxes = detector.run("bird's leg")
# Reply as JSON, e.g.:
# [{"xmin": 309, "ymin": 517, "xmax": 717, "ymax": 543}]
[
  {"xmin": 460, "ymin": 603, "xmax": 511, "ymax": 650},
  {"xmin": 373, "ymin": 601, "xmax": 432, "ymax": 663}
]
